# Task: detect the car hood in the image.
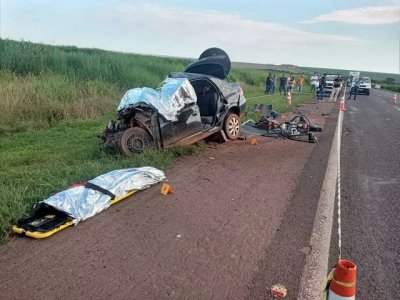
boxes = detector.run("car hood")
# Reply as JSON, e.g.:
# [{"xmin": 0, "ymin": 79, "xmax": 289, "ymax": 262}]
[{"xmin": 184, "ymin": 48, "xmax": 231, "ymax": 79}]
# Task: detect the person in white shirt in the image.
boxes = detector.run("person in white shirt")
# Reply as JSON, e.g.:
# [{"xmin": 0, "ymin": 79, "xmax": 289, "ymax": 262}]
[{"xmin": 310, "ymin": 73, "xmax": 319, "ymax": 95}]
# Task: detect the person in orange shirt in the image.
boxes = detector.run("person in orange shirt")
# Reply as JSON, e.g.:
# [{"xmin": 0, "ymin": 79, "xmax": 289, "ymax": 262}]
[{"xmin": 297, "ymin": 74, "xmax": 305, "ymax": 93}]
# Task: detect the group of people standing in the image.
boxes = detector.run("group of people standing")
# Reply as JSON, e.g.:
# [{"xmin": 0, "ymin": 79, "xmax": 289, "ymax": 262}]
[
  {"xmin": 265, "ymin": 73, "xmax": 305, "ymax": 95},
  {"xmin": 265, "ymin": 72, "xmax": 362, "ymax": 101},
  {"xmin": 311, "ymin": 73, "xmax": 343, "ymax": 102}
]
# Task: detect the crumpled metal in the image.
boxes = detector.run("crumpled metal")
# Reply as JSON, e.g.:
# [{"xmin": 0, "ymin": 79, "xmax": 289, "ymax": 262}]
[
  {"xmin": 42, "ymin": 167, "xmax": 165, "ymax": 224},
  {"xmin": 117, "ymin": 77, "xmax": 197, "ymax": 121}
]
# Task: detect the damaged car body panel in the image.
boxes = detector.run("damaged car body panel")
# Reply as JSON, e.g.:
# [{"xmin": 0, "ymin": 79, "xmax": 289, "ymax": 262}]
[{"xmin": 100, "ymin": 48, "xmax": 247, "ymax": 156}]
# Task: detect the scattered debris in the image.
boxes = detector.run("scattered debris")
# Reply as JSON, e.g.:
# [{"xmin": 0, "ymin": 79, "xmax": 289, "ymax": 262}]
[
  {"xmin": 250, "ymin": 138, "xmax": 258, "ymax": 145},
  {"xmin": 242, "ymin": 113, "xmax": 322, "ymax": 143},
  {"xmin": 209, "ymin": 157, "xmax": 215, "ymax": 160},
  {"xmin": 253, "ymin": 104, "xmax": 279, "ymax": 119},
  {"xmin": 161, "ymin": 183, "xmax": 174, "ymax": 195},
  {"xmin": 176, "ymin": 234, "xmax": 182, "ymax": 239},
  {"xmin": 271, "ymin": 284, "xmax": 287, "ymax": 298}
]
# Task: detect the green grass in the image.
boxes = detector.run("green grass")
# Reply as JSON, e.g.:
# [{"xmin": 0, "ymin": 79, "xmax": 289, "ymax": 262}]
[{"xmin": 0, "ymin": 39, "xmax": 316, "ymax": 244}]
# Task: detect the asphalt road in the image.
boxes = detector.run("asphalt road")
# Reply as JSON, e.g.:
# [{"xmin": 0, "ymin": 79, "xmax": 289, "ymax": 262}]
[{"xmin": 329, "ymin": 89, "xmax": 400, "ymax": 299}]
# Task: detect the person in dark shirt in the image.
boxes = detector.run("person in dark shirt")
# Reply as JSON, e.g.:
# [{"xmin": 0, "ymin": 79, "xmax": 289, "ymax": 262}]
[
  {"xmin": 265, "ymin": 74, "xmax": 270, "ymax": 94},
  {"xmin": 265, "ymin": 73, "xmax": 274, "ymax": 94},
  {"xmin": 348, "ymin": 77, "xmax": 362, "ymax": 100},
  {"xmin": 318, "ymin": 74, "xmax": 327, "ymax": 100},
  {"xmin": 329, "ymin": 74, "xmax": 342, "ymax": 102},
  {"xmin": 279, "ymin": 75, "xmax": 287, "ymax": 95}
]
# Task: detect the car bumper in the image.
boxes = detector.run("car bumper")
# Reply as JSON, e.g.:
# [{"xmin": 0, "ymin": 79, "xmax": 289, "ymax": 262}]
[{"xmin": 357, "ymin": 88, "xmax": 370, "ymax": 94}]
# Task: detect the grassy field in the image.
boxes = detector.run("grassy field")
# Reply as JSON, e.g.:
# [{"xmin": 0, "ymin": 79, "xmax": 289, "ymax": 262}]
[{"xmin": 0, "ymin": 39, "xmax": 313, "ymax": 243}]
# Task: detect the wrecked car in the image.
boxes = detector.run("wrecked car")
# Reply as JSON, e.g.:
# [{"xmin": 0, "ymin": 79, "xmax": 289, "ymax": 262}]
[{"xmin": 101, "ymin": 48, "xmax": 247, "ymax": 156}]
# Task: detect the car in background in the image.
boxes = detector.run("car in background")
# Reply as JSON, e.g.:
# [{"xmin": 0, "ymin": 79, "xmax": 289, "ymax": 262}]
[
  {"xmin": 323, "ymin": 74, "xmax": 339, "ymax": 95},
  {"xmin": 357, "ymin": 77, "xmax": 371, "ymax": 95},
  {"xmin": 100, "ymin": 48, "xmax": 247, "ymax": 156}
]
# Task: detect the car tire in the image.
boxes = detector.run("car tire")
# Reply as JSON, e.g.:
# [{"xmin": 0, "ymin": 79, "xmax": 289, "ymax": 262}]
[
  {"xmin": 224, "ymin": 113, "xmax": 241, "ymax": 140},
  {"xmin": 118, "ymin": 127, "xmax": 154, "ymax": 156}
]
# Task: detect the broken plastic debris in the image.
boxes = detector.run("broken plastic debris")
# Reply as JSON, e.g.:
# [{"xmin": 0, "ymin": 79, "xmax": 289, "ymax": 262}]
[
  {"xmin": 271, "ymin": 284, "xmax": 287, "ymax": 298},
  {"xmin": 209, "ymin": 157, "xmax": 215, "ymax": 160},
  {"xmin": 250, "ymin": 138, "xmax": 258, "ymax": 145},
  {"xmin": 176, "ymin": 234, "xmax": 182, "ymax": 239},
  {"xmin": 161, "ymin": 183, "xmax": 174, "ymax": 195}
]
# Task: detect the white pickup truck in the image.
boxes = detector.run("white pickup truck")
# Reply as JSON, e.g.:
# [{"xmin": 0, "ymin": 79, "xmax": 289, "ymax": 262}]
[{"xmin": 358, "ymin": 77, "xmax": 371, "ymax": 96}]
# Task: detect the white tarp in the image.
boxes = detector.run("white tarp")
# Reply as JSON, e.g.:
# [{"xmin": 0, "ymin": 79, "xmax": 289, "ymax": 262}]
[
  {"xmin": 117, "ymin": 77, "xmax": 197, "ymax": 121},
  {"xmin": 42, "ymin": 167, "xmax": 165, "ymax": 224}
]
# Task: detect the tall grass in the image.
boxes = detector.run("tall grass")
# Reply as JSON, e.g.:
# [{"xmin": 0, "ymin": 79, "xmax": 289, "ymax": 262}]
[
  {"xmin": 0, "ymin": 39, "xmax": 188, "ymax": 89},
  {"xmin": 0, "ymin": 70, "xmax": 121, "ymax": 133}
]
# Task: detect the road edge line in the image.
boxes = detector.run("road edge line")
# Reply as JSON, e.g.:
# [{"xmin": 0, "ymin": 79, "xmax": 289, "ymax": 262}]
[{"xmin": 297, "ymin": 111, "xmax": 342, "ymax": 299}]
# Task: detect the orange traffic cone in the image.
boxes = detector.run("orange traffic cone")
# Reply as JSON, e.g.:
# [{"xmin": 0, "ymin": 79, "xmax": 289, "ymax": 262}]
[
  {"xmin": 392, "ymin": 94, "xmax": 397, "ymax": 104},
  {"xmin": 339, "ymin": 97, "xmax": 346, "ymax": 111},
  {"xmin": 328, "ymin": 260, "xmax": 356, "ymax": 299},
  {"xmin": 286, "ymin": 91, "xmax": 292, "ymax": 105}
]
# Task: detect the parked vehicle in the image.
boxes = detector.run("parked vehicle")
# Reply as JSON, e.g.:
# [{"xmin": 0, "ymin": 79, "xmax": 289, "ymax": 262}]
[
  {"xmin": 358, "ymin": 77, "xmax": 371, "ymax": 95},
  {"xmin": 323, "ymin": 74, "xmax": 339, "ymax": 95},
  {"xmin": 100, "ymin": 48, "xmax": 247, "ymax": 156}
]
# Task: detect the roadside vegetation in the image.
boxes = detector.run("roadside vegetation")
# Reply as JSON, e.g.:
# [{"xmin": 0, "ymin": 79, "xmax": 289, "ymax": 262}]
[{"xmin": 0, "ymin": 39, "xmax": 312, "ymax": 243}]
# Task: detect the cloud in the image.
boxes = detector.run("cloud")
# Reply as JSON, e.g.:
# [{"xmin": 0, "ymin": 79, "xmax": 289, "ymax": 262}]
[
  {"xmin": 94, "ymin": 3, "xmax": 365, "ymax": 67},
  {"xmin": 301, "ymin": 3, "xmax": 400, "ymax": 24},
  {"xmin": 104, "ymin": 3, "xmax": 360, "ymax": 46}
]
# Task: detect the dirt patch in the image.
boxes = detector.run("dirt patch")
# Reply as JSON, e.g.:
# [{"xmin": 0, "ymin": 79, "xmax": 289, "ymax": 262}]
[{"xmin": 0, "ymin": 102, "xmax": 335, "ymax": 300}]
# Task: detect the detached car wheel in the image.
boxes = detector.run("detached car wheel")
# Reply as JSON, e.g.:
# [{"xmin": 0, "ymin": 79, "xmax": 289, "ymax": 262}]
[
  {"xmin": 224, "ymin": 113, "xmax": 241, "ymax": 140},
  {"xmin": 118, "ymin": 127, "xmax": 154, "ymax": 156}
]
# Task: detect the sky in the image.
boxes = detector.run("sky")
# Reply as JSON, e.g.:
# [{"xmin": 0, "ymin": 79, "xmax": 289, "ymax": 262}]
[{"xmin": 0, "ymin": 0, "xmax": 399, "ymax": 74}]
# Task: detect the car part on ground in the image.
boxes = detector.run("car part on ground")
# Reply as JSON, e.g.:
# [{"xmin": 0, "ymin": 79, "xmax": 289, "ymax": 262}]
[
  {"xmin": 241, "ymin": 113, "xmax": 322, "ymax": 143},
  {"xmin": 100, "ymin": 48, "xmax": 246, "ymax": 156}
]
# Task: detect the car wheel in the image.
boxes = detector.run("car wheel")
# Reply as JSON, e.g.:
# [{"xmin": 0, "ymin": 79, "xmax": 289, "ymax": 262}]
[
  {"xmin": 118, "ymin": 127, "xmax": 154, "ymax": 156},
  {"xmin": 224, "ymin": 113, "xmax": 241, "ymax": 140}
]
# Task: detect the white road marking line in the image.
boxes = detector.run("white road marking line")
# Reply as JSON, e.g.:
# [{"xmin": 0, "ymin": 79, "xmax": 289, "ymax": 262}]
[{"xmin": 394, "ymin": 106, "xmax": 400, "ymax": 112}]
